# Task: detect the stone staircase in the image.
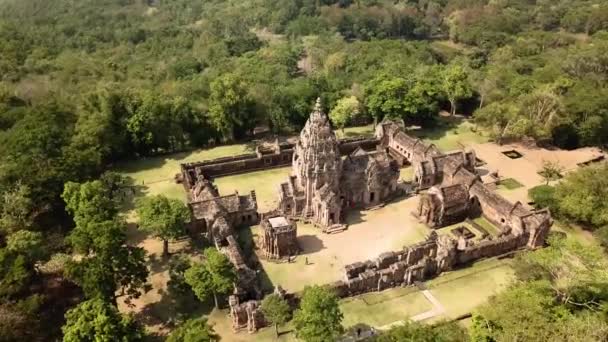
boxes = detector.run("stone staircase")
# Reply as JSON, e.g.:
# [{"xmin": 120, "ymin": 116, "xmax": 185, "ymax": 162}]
[{"xmin": 323, "ymin": 223, "xmax": 347, "ymax": 234}]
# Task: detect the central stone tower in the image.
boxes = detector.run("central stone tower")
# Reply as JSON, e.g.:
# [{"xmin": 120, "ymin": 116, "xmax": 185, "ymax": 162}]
[{"xmin": 279, "ymin": 98, "xmax": 343, "ymax": 227}]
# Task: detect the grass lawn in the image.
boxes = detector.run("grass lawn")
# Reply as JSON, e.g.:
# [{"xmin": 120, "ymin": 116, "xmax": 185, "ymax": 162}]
[
  {"xmin": 498, "ymin": 178, "xmax": 524, "ymax": 190},
  {"xmin": 427, "ymin": 258, "xmax": 515, "ymax": 319},
  {"xmin": 411, "ymin": 119, "xmax": 488, "ymax": 152},
  {"xmin": 214, "ymin": 167, "xmax": 291, "ymax": 212},
  {"xmin": 336, "ymin": 124, "xmax": 375, "ymax": 139},
  {"xmin": 472, "ymin": 216, "xmax": 501, "ymax": 236},
  {"xmin": 340, "ymin": 287, "xmax": 432, "ymax": 328},
  {"xmin": 115, "ymin": 144, "xmax": 253, "ymax": 202},
  {"xmin": 400, "ymin": 166, "xmax": 414, "ymax": 182}
]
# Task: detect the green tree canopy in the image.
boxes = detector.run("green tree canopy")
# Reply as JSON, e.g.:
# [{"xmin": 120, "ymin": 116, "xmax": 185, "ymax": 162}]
[
  {"xmin": 62, "ymin": 298, "xmax": 144, "ymax": 342},
  {"xmin": 208, "ymin": 73, "xmax": 257, "ymax": 141},
  {"xmin": 293, "ymin": 285, "xmax": 344, "ymax": 342},
  {"xmin": 329, "ymin": 96, "xmax": 360, "ymax": 134},
  {"xmin": 62, "ymin": 180, "xmax": 119, "ymax": 228},
  {"xmin": 377, "ymin": 320, "xmax": 467, "ymax": 342},
  {"xmin": 136, "ymin": 195, "xmax": 191, "ymax": 256},
  {"xmin": 441, "ymin": 63, "xmax": 472, "ymax": 116},
  {"xmin": 184, "ymin": 248, "xmax": 236, "ymax": 308},
  {"xmin": 260, "ymin": 293, "xmax": 291, "ymax": 337}
]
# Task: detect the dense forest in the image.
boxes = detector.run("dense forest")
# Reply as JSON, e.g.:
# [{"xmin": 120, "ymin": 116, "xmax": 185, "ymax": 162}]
[{"xmin": 1, "ymin": 0, "xmax": 608, "ymax": 341}]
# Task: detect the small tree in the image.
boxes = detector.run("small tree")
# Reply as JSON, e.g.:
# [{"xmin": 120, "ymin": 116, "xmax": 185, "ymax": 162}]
[
  {"xmin": 166, "ymin": 317, "xmax": 219, "ymax": 342},
  {"xmin": 329, "ymin": 96, "xmax": 360, "ymax": 135},
  {"xmin": 184, "ymin": 248, "xmax": 236, "ymax": 308},
  {"xmin": 293, "ymin": 285, "xmax": 344, "ymax": 342},
  {"xmin": 261, "ymin": 293, "xmax": 291, "ymax": 337},
  {"xmin": 539, "ymin": 160, "xmax": 564, "ymax": 185},
  {"xmin": 441, "ymin": 63, "xmax": 472, "ymax": 116},
  {"xmin": 62, "ymin": 298, "xmax": 144, "ymax": 342},
  {"xmin": 136, "ymin": 195, "xmax": 191, "ymax": 256}
]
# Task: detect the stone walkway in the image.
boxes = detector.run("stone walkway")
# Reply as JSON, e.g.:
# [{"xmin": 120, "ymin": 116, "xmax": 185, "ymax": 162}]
[{"xmin": 378, "ymin": 289, "xmax": 446, "ymax": 330}]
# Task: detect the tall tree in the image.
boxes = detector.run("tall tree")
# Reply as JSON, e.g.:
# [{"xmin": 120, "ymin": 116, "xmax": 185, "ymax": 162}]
[
  {"xmin": 377, "ymin": 320, "xmax": 467, "ymax": 342},
  {"xmin": 441, "ymin": 63, "xmax": 472, "ymax": 116},
  {"xmin": 293, "ymin": 285, "xmax": 344, "ymax": 342},
  {"xmin": 0, "ymin": 183, "xmax": 33, "ymax": 235},
  {"xmin": 62, "ymin": 180, "xmax": 119, "ymax": 228},
  {"xmin": 329, "ymin": 96, "xmax": 360, "ymax": 134},
  {"xmin": 260, "ymin": 293, "xmax": 291, "ymax": 337},
  {"xmin": 62, "ymin": 298, "xmax": 144, "ymax": 342},
  {"xmin": 184, "ymin": 248, "xmax": 236, "ymax": 308},
  {"xmin": 539, "ymin": 160, "xmax": 564, "ymax": 185},
  {"xmin": 136, "ymin": 195, "xmax": 191, "ymax": 256},
  {"xmin": 65, "ymin": 220, "xmax": 149, "ymax": 305},
  {"xmin": 166, "ymin": 317, "xmax": 219, "ymax": 342},
  {"xmin": 208, "ymin": 73, "xmax": 257, "ymax": 141}
]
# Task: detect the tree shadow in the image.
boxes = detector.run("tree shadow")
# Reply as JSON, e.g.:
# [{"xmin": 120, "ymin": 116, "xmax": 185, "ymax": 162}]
[
  {"xmin": 409, "ymin": 115, "xmax": 463, "ymax": 142},
  {"xmin": 344, "ymin": 209, "xmax": 366, "ymax": 226},
  {"xmin": 120, "ymin": 176, "xmax": 147, "ymax": 213},
  {"xmin": 298, "ymin": 235, "xmax": 325, "ymax": 255},
  {"xmin": 125, "ymin": 222, "xmax": 150, "ymax": 247},
  {"xmin": 148, "ymin": 253, "xmax": 171, "ymax": 274},
  {"xmin": 135, "ymin": 287, "xmax": 214, "ymax": 337}
]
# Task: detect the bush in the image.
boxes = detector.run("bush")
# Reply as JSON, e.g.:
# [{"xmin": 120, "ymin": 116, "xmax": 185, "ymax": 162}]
[{"xmin": 528, "ymin": 185, "xmax": 557, "ymax": 212}]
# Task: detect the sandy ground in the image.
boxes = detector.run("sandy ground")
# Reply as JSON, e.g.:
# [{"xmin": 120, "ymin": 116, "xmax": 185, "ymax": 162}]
[
  {"xmin": 470, "ymin": 142, "xmax": 604, "ymax": 205},
  {"xmin": 255, "ymin": 196, "xmax": 429, "ymax": 293}
]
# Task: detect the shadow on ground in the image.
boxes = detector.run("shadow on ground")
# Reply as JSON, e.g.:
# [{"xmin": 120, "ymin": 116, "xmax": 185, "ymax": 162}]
[{"xmin": 298, "ymin": 235, "xmax": 325, "ymax": 254}]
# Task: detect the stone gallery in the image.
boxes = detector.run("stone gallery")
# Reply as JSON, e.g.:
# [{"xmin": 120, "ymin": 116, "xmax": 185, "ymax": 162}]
[{"xmin": 179, "ymin": 99, "xmax": 553, "ymax": 332}]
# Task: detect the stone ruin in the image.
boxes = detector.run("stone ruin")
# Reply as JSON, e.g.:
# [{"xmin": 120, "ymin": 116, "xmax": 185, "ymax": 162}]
[
  {"xmin": 277, "ymin": 99, "xmax": 400, "ymax": 231},
  {"xmin": 229, "ymin": 286, "xmax": 297, "ymax": 333},
  {"xmin": 260, "ymin": 216, "xmax": 298, "ymax": 260},
  {"xmin": 178, "ymin": 102, "xmax": 554, "ymax": 334},
  {"xmin": 180, "ymin": 173, "xmax": 260, "ymax": 298}
]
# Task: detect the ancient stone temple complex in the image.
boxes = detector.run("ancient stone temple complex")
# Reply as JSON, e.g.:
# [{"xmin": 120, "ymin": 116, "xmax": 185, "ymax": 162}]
[
  {"xmin": 277, "ymin": 99, "xmax": 400, "ymax": 230},
  {"xmin": 179, "ymin": 99, "xmax": 554, "ymax": 334}
]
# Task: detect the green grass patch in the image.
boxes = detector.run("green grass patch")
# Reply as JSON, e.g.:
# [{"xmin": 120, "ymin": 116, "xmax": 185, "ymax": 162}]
[
  {"xmin": 498, "ymin": 178, "xmax": 524, "ymax": 190},
  {"xmin": 412, "ymin": 119, "xmax": 488, "ymax": 152},
  {"xmin": 336, "ymin": 124, "xmax": 375, "ymax": 139},
  {"xmin": 428, "ymin": 258, "xmax": 515, "ymax": 319},
  {"xmin": 340, "ymin": 288, "xmax": 433, "ymax": 328},
  {"xmin": 400, "ymin": 167, "xmax": 414, "ymax": 182},
  {"xmin": 472, "ymin": 217, "xmax": 500, "ymax": 236},
  {"xmin": 114, "ymin": 144, "xmax": 253, "ymax": 203},
  {"xmin": 214, "ymin": 167, "xmax": 291, "ymax": 212}
]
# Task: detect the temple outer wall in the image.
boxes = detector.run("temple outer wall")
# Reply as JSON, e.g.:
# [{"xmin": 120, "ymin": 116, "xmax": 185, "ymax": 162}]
[{"xmin": 180, "ymin": 137, "xmax": 381, "ymax": 187}]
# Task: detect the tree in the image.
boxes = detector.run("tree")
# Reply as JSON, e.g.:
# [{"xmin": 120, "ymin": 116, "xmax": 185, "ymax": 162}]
[
  {"xmin": 528, "ymin": 185, "xmax": 557, "ymax": 212},
  {"xmin": 365, "ymin": 76, "xmax": 409, "ymax": 127},
  {"xmin": 136, "ymin": 195, "xmax": 191, "ymax": 256},
  {"xmin": 441, "ymin": 63, "xmax": 472, "ymax": 116},
  {"xmin": 329, "ymin": 96, "xmax": 360, "ymax": 134},
  {"xmin": 6, "ymin": 230, "xmax": 43, "ymax": 264},
  {"xmin": 62, "ymin": 180, "xmax": 119, "ymax": 228},
  {"xmin": 539, "ymin": 160, "xmax": 563, "ymax": 185},
  {"xmin": 184, "ymin": 248, "xmax": 236, "ymax": 308},
  {"xmin": 0, "ymin": 183, "xmax": 33, "ymax": 234},
  {"xmin": 377, "ymin": 320, "xmax": 467, "ymax": 342},
  {"xmin": 208, "ymin": 73, "xmax": 257, "ymax": 141},
  {"xmin": 293, "ymin": 285, "xmax": 344, "ymax": 342},
  {"xmin": 260, "ymin": 293, "xmax": 291, "ymax": 337},
  {"xmin": 554, "ymin": 164, "xmax": 608, "ymax": 228},
  {"xmin": 62, "ymin": 298, "xmax": 144, "ymax": 342},
  {"xmin": 65, "ymin": 220, "xmax": 149, "ymax": 304},
  {"xmin": 166, "ymin": 317, "xmax": 219, "ymax": 342}
]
